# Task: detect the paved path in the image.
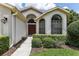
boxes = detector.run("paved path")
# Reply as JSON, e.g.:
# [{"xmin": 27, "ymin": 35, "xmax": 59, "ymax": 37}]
[{"xmin": 11, "ymin": 37, "xmax": 32, "ymax": 56}]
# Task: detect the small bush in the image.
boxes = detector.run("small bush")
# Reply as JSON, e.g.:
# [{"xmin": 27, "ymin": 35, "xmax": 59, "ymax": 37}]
[
  {"xmin": 32, "ymin": 38, "xmax": 42, "ymax": 48},
  {"xmin": 67, "ymin": 20, "xmax": 79, "ymax": 47},
  {"xmin": 32, "ymin": 34, "xmax": 66, "ymax": 48},
  {"xmin": 42, "ymin": 37, "xmax": 54, "ymax": 48},
  {"xmin": 0, "ymin": 35, "xmax": 9, "ymax": 55},
  {"xmin": 52, "ymin": 36, "xmax": 66, "ymax": 48}
]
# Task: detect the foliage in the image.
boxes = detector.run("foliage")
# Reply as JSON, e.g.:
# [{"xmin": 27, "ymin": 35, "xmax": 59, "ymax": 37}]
[
  {"xmin": 42, "ymin": 37, "xmax": 54, "ymax": 48},
  {"xmin": 32, "ymin": 34, "xmax": 66, "ymax": 48},
  {"xmin": 65, "ymin": 9, "xmax": 79, "ymax": 26},
  {"xmin": 32, "ymin": 38, "xmax": 42, "ymax": 48},
  {"xmin": 67, "ymin": 20, "xmax": 79, "ymax": 47},
  {"xmin": 67, "ymin": 20, "xmax": 79, "ymax": 36},
  {"xmin": 0, "ymin": 35, "xmax": 9, "ymax": 55}
]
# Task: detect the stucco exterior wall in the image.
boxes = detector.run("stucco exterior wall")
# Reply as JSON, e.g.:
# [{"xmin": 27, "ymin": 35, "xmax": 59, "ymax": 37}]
[
  {"xmin": 22, "ymin": 9, "xmax": 41, "ymax": 20},
  {"xmin": 0, "ymin": 6, "xmax": 67, "ymax": 47},
  {"xmin": 37, "ymin": 10, "xmax": 67, "ymax": 35},
  {"xmin": 22, "ymin": 9, "xmax": 42, "ymax": 36},
  {"xmin": 0, "ymin": 6, "xmax": 27, "ymax": 46},
  {"xmin": 0, "ymin": 6, "xmax": 13, "ymax": 47},
  {"xmin": 15, "ymin": 17, "xmax": 26, "ymax": 44},
  {"xmin": 0, "ymin": 6, "xmax": 11, "ymax": 35}
]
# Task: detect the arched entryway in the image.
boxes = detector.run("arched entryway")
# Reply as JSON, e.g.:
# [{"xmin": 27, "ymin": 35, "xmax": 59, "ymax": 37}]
[
  {"xmin": 27, "ymin": 14, "xmax": 36, "ymax": 35},
  {"xmin": 28, "ymin": 19, "xmax": 36, "ymax": 35}
]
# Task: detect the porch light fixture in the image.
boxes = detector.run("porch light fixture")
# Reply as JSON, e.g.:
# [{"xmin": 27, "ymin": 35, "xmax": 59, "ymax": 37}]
[{"xmin": 1, "ymin": 17, "xmax": 8, "ymax": 24}]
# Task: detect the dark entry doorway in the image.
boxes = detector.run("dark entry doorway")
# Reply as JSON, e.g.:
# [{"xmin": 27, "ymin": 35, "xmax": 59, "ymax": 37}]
[
  {"xmin": 28, "ymin": 24, "xmax": 36, "ymax": 35},
  {"xmin": 28, "ymin": 19, "xmax": 36, "ymax": 35}
]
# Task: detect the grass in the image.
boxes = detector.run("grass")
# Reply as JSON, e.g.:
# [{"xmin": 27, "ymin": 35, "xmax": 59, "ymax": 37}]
[{"xmin": 31, "ymin": 48, "xmax": 79, "ymax": 56}]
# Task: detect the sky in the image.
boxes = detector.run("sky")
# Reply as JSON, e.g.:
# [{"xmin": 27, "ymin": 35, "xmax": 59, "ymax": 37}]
[
  {"xmin": 55, "ymin": 3, "xmax": 79, "ymax": 13},
  {"xmin": 11, "ymin": 3, "xmax": 79, "ymax": 13}
]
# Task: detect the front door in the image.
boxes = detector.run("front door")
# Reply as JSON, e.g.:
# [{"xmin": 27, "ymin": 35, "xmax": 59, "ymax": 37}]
[{"xmin": 28, "ymin": 24, "xmax": 36, "ymax": 35}]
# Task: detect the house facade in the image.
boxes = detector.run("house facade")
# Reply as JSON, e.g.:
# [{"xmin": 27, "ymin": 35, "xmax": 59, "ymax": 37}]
[
  {"xmin": 22, "ymin": 7, "xmax": 69, "ymax": 36},
  {"xmin": 0, "ymin": 3, "xmax": 69, "ymax": 47}
]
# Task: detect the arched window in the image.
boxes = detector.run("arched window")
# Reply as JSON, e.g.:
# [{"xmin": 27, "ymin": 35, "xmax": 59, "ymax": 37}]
[
  {"xmin": 28, "ymin": 19, "xmax": 36, "ymax": 23},
  {"xmin": 26, "ymin": 14, "xmax": 36, "ymax": 20},
  {"xmin": 51, "ymin": 14, "xmax": 62, "ymax": 34},
  {"xmin": 39, "ymin": 19, "xmax": 45, "ymax": 34}
]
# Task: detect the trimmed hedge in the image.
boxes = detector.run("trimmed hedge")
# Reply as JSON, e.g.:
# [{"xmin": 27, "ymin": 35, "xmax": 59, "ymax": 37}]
[
  {"xmin": 32, "ymin": 34, "xmax": 66, "ymax": 48},
  {"xmin": 67, "ymin": 20, "xmax": 79, "ymax": 47},
  {"xmin": 32, "ymin": 38, "xmax": 42, "ymax": 48},
  {"xmin": 0, "ymin": 35, "xmax": 9, "ymax": 55},
  {"xmin": 43, "ymin": 37, "xmax": 54, "ymax": 48}
]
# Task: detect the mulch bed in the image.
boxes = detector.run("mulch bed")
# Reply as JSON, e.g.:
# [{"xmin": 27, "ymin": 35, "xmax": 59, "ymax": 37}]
[
  {"xmin": 68, "ymin": 45, "xmax": 79, "ymax": 50},
  {"xmin": 2, "ymin": 39, "xmax": 26, "ymax": 56}
]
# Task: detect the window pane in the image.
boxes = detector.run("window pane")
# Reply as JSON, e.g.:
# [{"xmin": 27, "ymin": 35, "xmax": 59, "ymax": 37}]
[
  {"xmin": 28, "ymin": 19, "xmax": 36, "ymax": 23},
  {"xmin": 39, "ymin": 19, "xmax": 45, "ymax": 34},
  {"xmin": 51, "ymin": 14, "xmax": 62, "ymax": 34}
]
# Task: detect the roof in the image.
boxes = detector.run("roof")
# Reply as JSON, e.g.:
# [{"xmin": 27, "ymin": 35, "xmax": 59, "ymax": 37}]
[
  {"xmin": 35, "ymin": 7, "xmax": 70, "ymax": 20},
  {"xmin": 0, "ymin": 3, "xmax": 26, "ymax": 22},
  {"xmin": 21, "ymin": 6, "xmax": 43, "ymax": 14}
]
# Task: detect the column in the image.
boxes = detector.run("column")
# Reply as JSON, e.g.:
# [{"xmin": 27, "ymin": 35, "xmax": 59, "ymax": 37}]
[
  {"xmin": 45, "ymin": 18, "xmax": 51, "ymax": 34},
  {"xmin": 0, "ymin": 18, "xmax": 1, "ymax": 34},
  {"xmin": 0, "ymin": 16, "xmax": 3, "ymax": 35},
  {"xmin": 36, "ymin": 21, "xmax": 39, "ymax": 34},
  {"xmin": 62, "ymin": 15, "xmax": 67, "ymax": 35},
  {"xmin": 25, "ymin": 21, "xmax": 28, "ymax": 37},
  {"xmin": 12, "ymin": 14, "xmax": 16, "ymax": 45}
]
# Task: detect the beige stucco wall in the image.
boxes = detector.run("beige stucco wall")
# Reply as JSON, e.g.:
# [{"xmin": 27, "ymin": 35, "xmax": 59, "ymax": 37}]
[
  {"xmin": 37, "ymin": 10, "xmax": 67, "ymax": 35},
  {"xmin": 0, "ymin": 6, "xmax": 13, "ymax": 47},
  {"xmin": 22, "ymin": 9, "xmax": 41, "ymax": 20},
  {"xmin": 15, "ymin": 17, "xmax": 26, "ymax": 44},
  {"xmin": 0, "ymin": 6, "xmax": 27, "ymax": 47},
  {"xmin": 0, "ymin": 6, "xmax": 11, "ymax": 35},
  {"xmin": 22, "ymin": 9, "xmax": 42, "ymax": 36}
]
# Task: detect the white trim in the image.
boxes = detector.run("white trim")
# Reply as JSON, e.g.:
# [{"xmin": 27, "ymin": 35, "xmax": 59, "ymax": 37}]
[
  {"xmin": 45, "ymin": 17, "xmax": 51, "ymax": 34},
  {"xmin": 0, "ymin": 17, "xmax": 3, "ymax": 35},
  {"xmin": 0, "ymin": 19, "xmax": 2, "ymax": 34},
  {"xmin": 25, "ymin": 22, "xmax": 28, "ymax": 37},
  {"xmin": 36, "ymin": 21, "xmax": 39, "ymax": 34},
  {"xmin": 1, "ymin": 21, "xmax": 3, "ymax": 34},
  {"xmin": 62, "ymin": 15, "xmax": 67, "ymax": 35},
  {"xmin": 28, "ymin": 23, "xmax": 36, "ymax": 25},
  {"xmin": 12, "ymin": 14, "xmax": 16, "ymax": 45}
]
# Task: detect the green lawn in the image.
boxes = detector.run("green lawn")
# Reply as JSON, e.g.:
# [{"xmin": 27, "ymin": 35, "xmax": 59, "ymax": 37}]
[{"xmin": 31, "ymin": 48, "xmax": 79, "ymax": 56}]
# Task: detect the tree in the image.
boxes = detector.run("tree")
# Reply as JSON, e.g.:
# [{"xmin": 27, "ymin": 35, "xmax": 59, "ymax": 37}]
[{"xmin": 65, "ymin": 9, "xmax": 79, "ymax": 26}]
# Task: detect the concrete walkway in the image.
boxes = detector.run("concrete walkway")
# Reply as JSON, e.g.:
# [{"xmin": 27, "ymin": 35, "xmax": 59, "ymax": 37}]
[{"xmin": 11, "ymin": 37, "xmax": 32, "ymax": 56}]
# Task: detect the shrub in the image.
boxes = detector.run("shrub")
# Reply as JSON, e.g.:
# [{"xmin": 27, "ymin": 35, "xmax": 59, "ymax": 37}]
[
  {"xmin": 32, "ymin": 38, "xmax": 42, "ymax": 48},
  {"xmin": 67, "ymin": 20, "xmax": 79, "ymax": 47},
  {"xmin": 0, "ymin": 35, "xmax": 9, "ymax": 55},
  {"xmin": 51, "ymin": 35, "xmax": 66, "ymax": 48},
  {"xmin": 42, "ymin": 37, "xmax": 54, "ymax": 48},
  {"xmin": 68, "ymin": 20, "xmax": 79, "ymax": 36},
  {"xmin": 33, "ymin": 34, "xmax": 66, "ymax": 48}
]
